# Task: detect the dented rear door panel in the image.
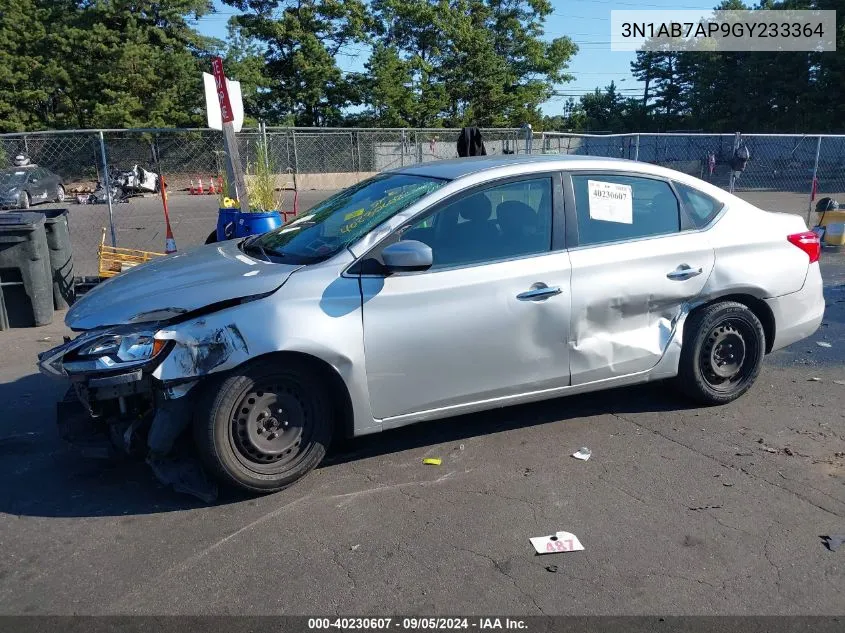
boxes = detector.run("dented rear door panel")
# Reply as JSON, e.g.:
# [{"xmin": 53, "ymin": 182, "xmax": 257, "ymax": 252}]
[{"xmin": 567, "ymin": 232, "xmax": 715, "ymax": 385}]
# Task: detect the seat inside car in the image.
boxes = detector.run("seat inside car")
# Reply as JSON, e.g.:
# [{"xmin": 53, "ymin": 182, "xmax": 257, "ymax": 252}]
[
  {"xmin": 436, "ymin": 193, "xmax": 498, "ymax": 265},
  {"xmin": 496, "ymin": 200, "xmax": 545, "ymax": 256}
]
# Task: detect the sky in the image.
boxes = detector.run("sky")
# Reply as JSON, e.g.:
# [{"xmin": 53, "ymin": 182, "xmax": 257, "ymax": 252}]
[{"xmin": 194, "ymin": 0, "xmax": 718, "ymax": 117}]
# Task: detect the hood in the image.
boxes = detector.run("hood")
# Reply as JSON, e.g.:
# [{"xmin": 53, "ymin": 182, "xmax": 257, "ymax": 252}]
[{"xmin": 67, "ymin": 240, "xmax": 302, "ymax": 330}]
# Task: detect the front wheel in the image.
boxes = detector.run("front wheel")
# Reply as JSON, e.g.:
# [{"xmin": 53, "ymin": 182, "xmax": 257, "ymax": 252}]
[
  {"xmin": 19, "ymin": 192, "xmax": 30, "ymax": 209},
  {"xmin": 55, "ymin": 184, "xmax": 65, "ymax": 203},
  {"xmin": 204, "ymin": 230, "xmax": 217, "ymax": 245},
  {"xmin": 194, "ymin": 359, "xmax": 334, "ymax": 493},
  {"xmin": 676, "ymin": 301, "xmax": 765, "ymax": 405}
]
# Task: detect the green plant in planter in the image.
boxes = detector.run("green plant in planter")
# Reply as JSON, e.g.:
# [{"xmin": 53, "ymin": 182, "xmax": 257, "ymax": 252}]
[
  {"xmin": 217, "ymin": 169, "xmax": 236, "ymax": 208},
  {"xmin": 246, "ymin": 140, "xmax": 283, "ymax": 213}
]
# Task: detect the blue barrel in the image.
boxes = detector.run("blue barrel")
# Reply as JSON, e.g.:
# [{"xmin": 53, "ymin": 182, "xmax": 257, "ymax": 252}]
[
  {"xmin": 216, "ymin": 209, "xmax": 283, "ymax": 241},
  {"xmin": 216, "ymin": 208, "xmax": 240, "ymax": 241}
]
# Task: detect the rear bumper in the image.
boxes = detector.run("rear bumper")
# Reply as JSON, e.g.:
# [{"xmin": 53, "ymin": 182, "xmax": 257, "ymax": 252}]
[{"xmin": 765, "ymin": 262, "xmax": 825, "ymax": 352}]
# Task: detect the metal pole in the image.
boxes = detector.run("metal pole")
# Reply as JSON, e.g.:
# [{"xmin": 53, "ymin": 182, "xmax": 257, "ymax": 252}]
[
  {"xmin": 291, "ymin": 129, "xmax": 299, "ymax": 176},
  {"xmin": 400, "ymin": 130, "xmax": 405, "ymax": 167},
  {"xmin": 808, "ymin": 135, "xmax": 822, "ymax": 226},
  {"xmin": 729, "ymin": 132, "xmax": 741, "ymax": 194},
  {"xmin": 261, "ymin": 121, "xmax": 269, "ymax": 172},
  {"xmin": 355, "ymin": 131, "xmax": 361, "ymax": 171},
  {"xmin": 634, "ymin": 134, "xmax": 640, "ymax": 161},
  {"xmin": 98, "ymin": 130, "xmax": 117, "ymax": 247}
]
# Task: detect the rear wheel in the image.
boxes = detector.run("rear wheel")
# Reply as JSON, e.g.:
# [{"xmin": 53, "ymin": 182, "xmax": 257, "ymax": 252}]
[
  {"xmin": 194, "ymin": 359, "xmax": 333, "ymax": 493},
  {"xmin": 677, "ymin": 301, "xmax": 765, "ymax": 405},
  {"xmin": 55, "ymin": 184, "xmax": 65, "ymax": 203}
]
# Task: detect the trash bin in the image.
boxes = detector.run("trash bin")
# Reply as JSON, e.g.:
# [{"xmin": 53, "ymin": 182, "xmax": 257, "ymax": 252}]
[
  {"xmin": 0, "ymin": 212, "xmax": 53, "ymax": 327},
  {"xmin": 43, "ymin": 208, "xmax": 75, "ymax": 309}
]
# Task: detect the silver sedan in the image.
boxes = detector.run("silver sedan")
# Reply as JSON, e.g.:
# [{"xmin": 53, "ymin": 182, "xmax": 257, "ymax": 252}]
[{"xmin": 39, "ymin": 155, "xmax": 824, "ymax": 494}]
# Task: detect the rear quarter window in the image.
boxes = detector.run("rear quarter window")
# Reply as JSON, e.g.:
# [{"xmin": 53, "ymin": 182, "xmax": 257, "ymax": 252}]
[{"xmin": 674, "ymin": 181, "xmax": 724, "ymax": 228}]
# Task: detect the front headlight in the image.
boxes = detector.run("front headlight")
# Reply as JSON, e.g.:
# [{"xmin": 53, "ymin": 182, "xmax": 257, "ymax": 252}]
[
  {"xmin": 60, "ymin": 328, "xmax": 169, "ymax": 373},
  {"xmin": 77, "ymin": 331, "xmax": 166, "ymax": 363}
]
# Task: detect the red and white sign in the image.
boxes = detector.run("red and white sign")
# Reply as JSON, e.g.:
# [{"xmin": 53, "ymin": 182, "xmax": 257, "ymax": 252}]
[
  {"xmin": 203, "ymin": 65, "xmax": 243, "ymax": 132},
  {"xmin": 211, "ymin": 57, "xmax": 234, "ymax": 123}
]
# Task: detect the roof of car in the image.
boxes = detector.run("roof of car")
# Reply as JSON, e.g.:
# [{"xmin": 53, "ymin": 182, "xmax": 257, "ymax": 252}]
[{"xmin": 393, "ymin": 154, "xmax": 639, "ymax": 180}]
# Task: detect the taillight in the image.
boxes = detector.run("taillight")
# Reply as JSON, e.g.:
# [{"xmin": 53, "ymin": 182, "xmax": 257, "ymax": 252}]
[{"xmin": 787, "ymin": 231, "xmax": 821, "ymax": 263}]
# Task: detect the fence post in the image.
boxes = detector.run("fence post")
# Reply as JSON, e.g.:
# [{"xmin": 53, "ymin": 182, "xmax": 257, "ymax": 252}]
[
  {"xmin": 292, "ymin": 129, "xmax": 299, "ymax": 176},
  {"xmin": 261, "ymin": 121, "xmax": 269, "ymax": 171},
  {"xmin": 729, "ymin": 132, "xmax": 741, "ymax": 194},
  {"xmin": 400, "ymin": 130, "xmax": 406, "ymax": 167},
  {"xmin": 634, "ymin": 134, "xmax": 640, "ymax": 161},
  {"xmin": 98, "ymin": 130, "xmax": 117, "ymax": 247},
  {"xmin": 808, "ymin": 135, "xmax": 822, "ymax": 225},
  {"xmin": 355, "ymin": 131, "xmax": 361, "ymax": 172}
]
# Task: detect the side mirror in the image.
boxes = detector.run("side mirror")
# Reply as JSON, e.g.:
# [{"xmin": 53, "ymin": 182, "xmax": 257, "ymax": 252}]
[{"xmin": 382, "ymin": 240, "xmax": 433, "ymax": 273}]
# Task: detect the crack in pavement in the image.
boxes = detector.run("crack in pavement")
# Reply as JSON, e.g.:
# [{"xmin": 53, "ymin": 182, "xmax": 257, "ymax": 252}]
[
  {"xmin": 609, "ymin": 412, "xmax": 844, "ymax": 519},
  {"xmin": 449, "ymin": 544, "xmax": 546, "ymax": 615},
  {"xmin": 314, "ymin": 533, "xmax": 357, "ymax": 612},
  {"xmin": 459, "ymin": 489, "xmax": 541, "ymax": 531}
]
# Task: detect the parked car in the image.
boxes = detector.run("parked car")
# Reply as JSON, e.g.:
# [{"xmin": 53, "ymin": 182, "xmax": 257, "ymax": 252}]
[
  {"xmin": 0, "ymin": 165, "xmax": 65, "ymax": 209},
  {"xmin": 38, "ymin": 155, "xmax": 824, "ymax": 494}
]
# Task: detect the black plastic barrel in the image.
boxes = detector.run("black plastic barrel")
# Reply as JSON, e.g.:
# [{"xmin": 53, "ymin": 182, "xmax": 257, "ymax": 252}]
[
  {"xmin": 43, "ymin": 208, "xmax": 75, "ymax": 309},
  {"xmin": 0, "ymin": 212, "xmax": 53, "ymax": 327}
]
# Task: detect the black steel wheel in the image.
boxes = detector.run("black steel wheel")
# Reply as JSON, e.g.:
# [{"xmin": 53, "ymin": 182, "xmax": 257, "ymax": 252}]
[
  {"xmin": 677, "ymin": 301, "xmax": 765, "ymax": 405},
  {"xmin": 194, "ymin": 359, "xmax": 333, "ymax": 493}
]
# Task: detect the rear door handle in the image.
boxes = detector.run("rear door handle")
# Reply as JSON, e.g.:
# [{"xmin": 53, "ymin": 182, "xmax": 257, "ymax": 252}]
[
  {"xmin": 667, "ymin": 265, "xmax": 703, "ymax": 280},
  {"xmin": 517, "ymin": 284, "xmax": 562, "ymax": 301}
]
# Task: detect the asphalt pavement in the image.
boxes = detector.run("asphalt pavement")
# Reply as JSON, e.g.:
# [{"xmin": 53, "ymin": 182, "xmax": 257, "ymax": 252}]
[{"xmin": 0, "ymin": 254, "xmax": 843, "ymax": 615}]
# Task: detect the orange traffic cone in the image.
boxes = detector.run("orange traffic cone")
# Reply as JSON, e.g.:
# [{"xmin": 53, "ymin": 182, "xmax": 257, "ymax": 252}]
[
  {"xmin": 208, "ymin": 176, "xmax": 217, "ymax": 195},
  {"xmin": 189, "ymin": 179, "xmax": 196, "ymax": 195},
  {"xmin": 197, "ymin": 177, "xmax": 204, "ymax": 195}
]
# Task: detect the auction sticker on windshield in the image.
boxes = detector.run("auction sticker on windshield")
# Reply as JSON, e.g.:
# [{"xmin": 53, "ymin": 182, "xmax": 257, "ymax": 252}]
[{"xmin": 587, "ymin": 179, "xmax": 633, "ymax": 224}]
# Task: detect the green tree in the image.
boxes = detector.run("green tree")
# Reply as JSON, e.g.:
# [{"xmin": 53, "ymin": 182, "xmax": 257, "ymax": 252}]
[
  {"xmin": 225, "ymin": 0, "xmax": 374, "ymax": 126},
  {"xmin": 367, "ymin": 0, "xmax": 577, "ymax": 127},
  {"xmin": 579, "ymin": 82, "xmax": 626, "ymax": 131},
  {"xmin": 0, "ymin": 0, "xmax": 215, "ymax": 131}
]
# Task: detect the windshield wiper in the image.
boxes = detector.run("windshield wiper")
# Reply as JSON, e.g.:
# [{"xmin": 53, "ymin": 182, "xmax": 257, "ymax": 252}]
[{"xmin": 243, "ymin": 237, "xmax": 278, "ymax": 262}]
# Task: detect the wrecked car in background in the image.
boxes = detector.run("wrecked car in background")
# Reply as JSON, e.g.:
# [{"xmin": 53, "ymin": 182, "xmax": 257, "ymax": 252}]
[{"xmin": 38, "ymin": 155, "xmax": 825, "ymax": 497}]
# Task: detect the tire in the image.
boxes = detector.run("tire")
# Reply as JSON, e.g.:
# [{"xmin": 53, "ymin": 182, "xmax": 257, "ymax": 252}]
[
  {"xmin": 204, "ymin": 230, "xmax": 217, "ymax": 245},
  {"xmin": 55, "ymin": 184, "xmax": 65, "ymax": 203},
  {"xmin": 676, "ymin": 301, "xmax": 765, "ymax": 405},
  {"xmin": 19, "ymin": 192, "xmax": 30, "ymax": 209},
  {"xmin": 194, "ymin": 358, "xmax": 333, "ymax": 493}
]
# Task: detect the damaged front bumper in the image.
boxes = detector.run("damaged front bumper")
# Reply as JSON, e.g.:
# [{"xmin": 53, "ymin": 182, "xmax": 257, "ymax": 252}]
[{"xmin": 38, "ymin": 330, "xmax": 216, "ymax": 501}]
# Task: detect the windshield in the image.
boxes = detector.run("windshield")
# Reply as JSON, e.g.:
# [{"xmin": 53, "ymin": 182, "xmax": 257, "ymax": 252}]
[
  {"xmin": 246, "ymin": 173, "xmax": 445, "ymax": 263},
  {"xmin": 0, "ymin": 171, "xmax": 28, "ymax": 187}
]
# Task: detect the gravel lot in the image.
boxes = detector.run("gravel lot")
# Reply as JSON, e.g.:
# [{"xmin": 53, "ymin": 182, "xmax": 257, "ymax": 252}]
[{"xmin": 0, "ymin": 247, "xmax": 843, "ymax": 615}]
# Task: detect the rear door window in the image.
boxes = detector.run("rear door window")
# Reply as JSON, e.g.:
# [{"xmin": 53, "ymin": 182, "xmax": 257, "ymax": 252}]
[{"xmin": 571, "ymin": 174, "xmax": 680, "ymax": 246}]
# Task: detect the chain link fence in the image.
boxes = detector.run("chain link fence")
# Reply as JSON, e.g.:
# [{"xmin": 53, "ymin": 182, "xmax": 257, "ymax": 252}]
[{"xmin": 1, "ymin": 127, "xmax": 844, "ymax": 276}]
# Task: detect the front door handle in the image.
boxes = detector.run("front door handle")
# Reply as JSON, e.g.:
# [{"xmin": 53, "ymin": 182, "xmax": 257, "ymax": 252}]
[
  {"xmin": 667, "ymin": 265, "xmax": 703, "ymax": 281},
  {"xmin": 517, "ymin": 283, "xmax": 562, "ymax": 301}
]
